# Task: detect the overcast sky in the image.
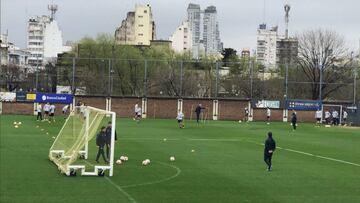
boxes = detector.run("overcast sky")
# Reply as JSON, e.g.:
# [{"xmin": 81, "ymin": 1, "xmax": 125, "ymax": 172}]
[{"xmin": 1, "ymin": 0, "xmax": 360, "ymax": 53}]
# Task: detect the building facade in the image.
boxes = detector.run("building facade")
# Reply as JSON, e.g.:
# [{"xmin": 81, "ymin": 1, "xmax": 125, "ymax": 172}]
[
  {"xmin": 27, "ymin": 5, "xmax": 67, "ymax": 68},
  {"xmin": 0, "ymin": 34, "xmax": 9, "ymax": 66},
  {"xmin": 115, "ymin": 4, "xmax": 156, "ymax": 46},
  {"xmin": 187, "ymin": 3, "xmax": 202, "ymax": 57},
  {"xmin": 169, "ymin": 21, "xmax": 192, "ymax": 53},
  {"xmin": 203, "ymin": 6, "xmax": 222, "ymax": 55},
  {"xmin": 256, "ymin": 24, "xmax": 278, "ymax": 69}
]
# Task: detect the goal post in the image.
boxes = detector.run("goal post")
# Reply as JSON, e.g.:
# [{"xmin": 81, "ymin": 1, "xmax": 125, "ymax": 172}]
[
  {"xmin": 49, "ymin": 106, "xmax": 116, "ymax": 177},
  {"xmin": 322, "ymin": 104, "xmax": 343, "ymax": 125}
]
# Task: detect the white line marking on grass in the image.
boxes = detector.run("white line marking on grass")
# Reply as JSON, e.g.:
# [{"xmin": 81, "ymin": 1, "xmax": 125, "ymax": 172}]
[
  {"xmin": 244, "ymin": 141, "xmax": 360, "ymax": 167},
  {"xmin": 284, "ymin": 148, "xmax": 314, "ymax": 156},
  {"xmin": 121, "ymin": 161, "xmax": 181, "ymax": 189},
  {"xmin": 120, "ymin": 137, "xmax": 181, "ymax": 141},
  {"xmin": 188, "ymin": 138, "xmax": 243, "ymax": 142},
  {"xmin": 314, "ymin": 155, "xmax": 360, "ymax": 167},
  {"xmin": 84, "ymin": 160, "xmax": 137, "ymax": 203},
  {"xmin": 105, "ymin": 177, "xmax": 138, "ymax": 203}
]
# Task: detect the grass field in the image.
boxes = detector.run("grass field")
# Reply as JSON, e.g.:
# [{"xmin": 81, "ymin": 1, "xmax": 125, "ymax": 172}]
[{"xmin": 1, "ymin": 115, "xmax": 360, "ymax": 203}]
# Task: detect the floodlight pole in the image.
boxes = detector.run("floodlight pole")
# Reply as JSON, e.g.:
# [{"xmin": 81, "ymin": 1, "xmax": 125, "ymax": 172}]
[
  {"xmin": 249, "ymin": 59, "xmax": 253, "ymax": 100},
  {"xmin": 180, "ymin": 61, "xmax": 183, "ymax": 97},
  {"xmin": 319, "ymin": 63, "xmax": 323, "ymax": 102}
]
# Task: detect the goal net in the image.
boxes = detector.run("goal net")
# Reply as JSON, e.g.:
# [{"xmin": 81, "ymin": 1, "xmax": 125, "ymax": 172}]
[
  {"xmin": 322, "ymin": 104, "xmax": 343, "ymax": 125},
  {"xmin": 49, "ymin": 106, "xmax": 116, "ymax": 176}
]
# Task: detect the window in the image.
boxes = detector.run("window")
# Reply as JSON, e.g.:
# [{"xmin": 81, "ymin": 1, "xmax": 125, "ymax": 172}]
[
  {"xmin": 184, "ymin": 28, "xmax": 188, "ymax": 33},
  {"xmin": 138, "ymin": 33, "xmax": 143, "ymax": 36},
  {"xmin": 138, "ymin": 15, "xmax": 143, "ymax": 18},
  {"xmin": 144, "ymin": 10, "xmax": 147, "ymax": 14},
  {"xmin": 138, "ymin": 24, "xmax": 144, "ymax": 27}
]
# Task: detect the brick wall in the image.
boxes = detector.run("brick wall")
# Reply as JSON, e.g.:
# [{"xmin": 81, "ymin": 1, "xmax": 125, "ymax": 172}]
[
  {"xmin": 288, "ymin": 110, "xmax": 316, "ymax": 122},
  {"xmin": 147, "ymin": 98, "xmax": 178, "ymax": 119},
  {"xmin": 253, "ymin": 108, "xmax": 283, "ymax": 121},
  {"xmin": 2, "ymin": 102, "xmax": 34, "ymax": 115},
  {"xmin": 111, "ymin": 97, "xmax": 141, "ymax": 118},
  {"xmin": 219, "ymin": 100, "xmax": 248, "ymax": 120},
  {"xmin": 182, "ymin": 99, "xmax": 213, "ymax": 120},
  {"xmin": 75, "ymin": 96, "xmax": 106, "ymax": 109}
]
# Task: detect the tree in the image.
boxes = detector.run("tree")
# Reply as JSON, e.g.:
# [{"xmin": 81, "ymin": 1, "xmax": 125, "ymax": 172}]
[
  {"xmin": 296, "ymin": 29, "xmax": 353, "ymax": 100},
  {"xmin": 0, "ymin": 64, "xmax": 23, "ymax": 91}
]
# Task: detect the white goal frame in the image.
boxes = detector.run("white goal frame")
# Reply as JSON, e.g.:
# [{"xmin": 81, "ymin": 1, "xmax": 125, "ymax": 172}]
[{"xmin": 49, "ymin": 106, "xmax": 116, "ymax": 177}]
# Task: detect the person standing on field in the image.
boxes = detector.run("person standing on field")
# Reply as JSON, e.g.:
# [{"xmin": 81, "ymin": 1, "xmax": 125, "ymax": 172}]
[
  {"xmin": 49, "ymin": 103, "xmax": 56, "ymax": 122},
  {"xmin": 96, "ymin": 127, "xmax": 108, "ymax": 163},
  {"xmin": 244, "ymin": 107, "xmax": 249, "ymax": 122},
  {"xmin": 343, "ymin": 110, "xmax": 348, "ymax": 125},
  {"xmin": 43, "ymin": 102, "xmax": 51, "ymax": 121},
  {"xmin": 195, "ymin": 104, "xmax": 205, "ymax": 124},
  {"xmin": 264, "ymin": 132, "xmax": 276, "ymax": 171},
  {"xmin": 36, "ymin": 103, "xmax": 43, "ymax": 121},
  {"xmin": 266, "ymin": 108, "xmax": 271, "ymax": 124},
  {"xmin": 315, "ymin": 109, "xmax": 322, "ymax": 126},
  {"xmin": 291, "ymin": 110, "xmax": 297, "ymax": 130},
  {"xmin": 105, "ymin": 121, "xmax": 117, "ymax": 160},
  {"xmin": 176, "ymin": 110, "xmax": 185, "ymax": 128}
]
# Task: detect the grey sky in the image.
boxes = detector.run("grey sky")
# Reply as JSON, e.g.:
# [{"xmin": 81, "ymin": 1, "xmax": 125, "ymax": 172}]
[{"xmin": 1, "ymin": 0, "xmax": 360, "ymax": 53}]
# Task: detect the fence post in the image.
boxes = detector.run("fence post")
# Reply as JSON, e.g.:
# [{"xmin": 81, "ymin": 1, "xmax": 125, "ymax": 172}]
[
  {"xmin": 108, "ymin": 59, "xmax": 112, "ymax": 96},
  {"xmin": 35, "ymin": 56, "xmax": 39, "ymax": 91},
  {"xmin": 250, "ymin": 59, "xmax": 253, "ymax": 100},
  {"xmin": 143, "ymin": 59, "xmax": 148, "ymax": 97},
  {"xmin": 215, "ymin": 61, "xmax": 219, "ymax": 98},
  {"xmin": 180, "ymin": 61, "xmax": 183, "ymax": 97}
]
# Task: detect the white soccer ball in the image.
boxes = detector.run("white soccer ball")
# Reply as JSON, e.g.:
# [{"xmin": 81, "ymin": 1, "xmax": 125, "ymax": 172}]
[
  {"xmin": 18, "ymin": 122, "xmax": 22, "ymax": 125},
  {"xmin": 124, "ymin": 156, "xmax": 128, "ymax": 161},
  {"xmin": 13, "ymin": 121, "xmax": 17, "ymax": 125},
  {"xmin": 14, "ymin": 125, "xmax": 19, "ymax": 128},
  {"xmin": 120, "ymin": 156, "xmax": 126, "ymax": 161},
  {"xmin": 142, "ymin": 159, "xmax": 150, "ymax": 166},
  {"xmin": 116, "ymin": 159, "xmax": 122, "ymax": 164},
  {"xmin": 238, "ymin": 120, "xmax": 242, "ymax": 123},
  {"xmin": 170, "ymin": 156, "xmax": 175, "ymax": 161}
]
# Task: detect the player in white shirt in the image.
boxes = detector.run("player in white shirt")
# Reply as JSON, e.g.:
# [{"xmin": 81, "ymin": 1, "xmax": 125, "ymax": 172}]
[
  {"xmin": 332, "ymin": 110, "xmax": 339, "ymax": 125},
  {"xmin": 266, "ymin": 108, "xmax": 271, "ymax": 124},
  {"xmin": 343, "ymin": 110, "xmax": 348, "ymax": 125},
  {"xmin": 134, "ymin": 103, "xmax": 139, "ymax": 120},
  {"xmin": 62, "ymin": 105, "xmax": 69, "ymax": 114},
  {"xmin": 324, "ymin": 111, "xmax": 331, "ymax": 124},
  {"xmin": 176, "ymin": 110, "xmax": 184, "ymax": 128},
  {"xmin": 49, "ymin": 104, "xmax": 56, "ymax": 122},
  {"xmin": 43, "ymin": 102, "xmax": 51, "ymax": 121},
  {"xmin": 135, "ymin": 106, "xmax": 142, "ymax": 123},
  {"xmin": 36, "ymin": 104, "xmax": 43, "ymax": 121},
  {"xmin": 315, "ymin": 109, "xmax": 322, "ymax": 125},
  {"xmin": 244, "ymin": 107, "xmax": 249, "ymax": 122}
]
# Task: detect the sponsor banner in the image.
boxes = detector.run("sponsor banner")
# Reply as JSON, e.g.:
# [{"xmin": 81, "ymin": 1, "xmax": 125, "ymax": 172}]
[
  {"xmin": 286, "ymin": 100, "xmax": 322, "ymax": 110},
  {"xmin": 26, "ymin": 93, "xmax": 36, "ymax": 101},
  {"xmin": 16, "ymin": 92, "xmax": 27, "ymax": 102},
  {"xmin": 35, "ymin": 93, "xmax": 73, "ymax": 104},
  {"xmin": 254, "ymin": 100, "xmax": 280, "ymax": 109},
  {"xmin": 0, "ymin": 92, "xmax": 16, "ymax": 102}
]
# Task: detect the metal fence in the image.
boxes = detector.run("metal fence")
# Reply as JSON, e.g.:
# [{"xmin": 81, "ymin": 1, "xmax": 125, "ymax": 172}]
[{"xmin": 1, "ymin": 57, "xmax": 359, "ymax": 103}]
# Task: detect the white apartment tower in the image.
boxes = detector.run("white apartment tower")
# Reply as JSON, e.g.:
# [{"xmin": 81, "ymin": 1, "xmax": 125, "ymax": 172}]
[
  {"xmin": 115, "ymin": 4, "xmax": 156, "ymax": 46},
  {"xmin": 187, "ymin": 3, "xmax": 222, "ymax": 58},
  {"xmin": 187, "ymin": 3, "xmax": 202, "ymax": 58},
  {"xmin": 27, "ymin": 4, "xmax": 65, "ymax": 67},
  {"xmin": 256, "ymin": 24, "xmax": 278, "ymax": 69},
  {"xmin": 203, "ymin": 6, "xmax": 222, "ymax": 55},
  {"xmin": 169, "ymin": 21, "xmax": 192, "ymax": 53}
]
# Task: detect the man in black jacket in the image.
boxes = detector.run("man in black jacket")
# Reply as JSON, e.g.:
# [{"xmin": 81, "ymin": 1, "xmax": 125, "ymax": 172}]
[
  {"xmin": 195, "ymin": 104, "xmax": 205, "ymax": 123},
  {"xmin": 105, "ymin": 121, "xmax": 117, "ymax": 160},
  {"xmin": 291, "ymin": 110, "xmax": 297, "ymax": 131},
  {"xmin": 96, "ymin": 126, "xmax": 108, "ymax": 163},
  {"xmin": 264, "ymin": 132, "xmax": 276, "ymax": 171}
]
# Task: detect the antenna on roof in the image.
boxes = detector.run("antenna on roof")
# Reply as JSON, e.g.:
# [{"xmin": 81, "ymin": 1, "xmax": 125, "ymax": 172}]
[{"xmin": 48, "ymin": 4, "xmax": 58, "ymax": 21}]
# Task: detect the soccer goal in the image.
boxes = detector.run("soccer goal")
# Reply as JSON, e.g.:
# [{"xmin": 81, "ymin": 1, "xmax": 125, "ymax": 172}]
[
  {"xmin": 49, "ymin": 106, "xmax": 116, "ymax": 177},
  {"xmin": 322, "ymin": 104, "xmax": 343, "ymax": 125}
]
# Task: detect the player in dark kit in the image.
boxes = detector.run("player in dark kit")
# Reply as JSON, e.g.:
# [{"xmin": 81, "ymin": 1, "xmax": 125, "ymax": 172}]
[
  {"xmin": 264, "ymin": 132, "xmax": 276, "ymax": 171},
  {"xmin": 291, "ymin": 110, "xmax": 297, "ymax": 130},
  {"xmin": 195, "ymin": 104, "xmax": 205, "ymax": 123},
  {"xmin": 96, "ymin": 127, "xmax": 108, "ymax": 163},
  {"xmin": 105, "ymin": 121, "xmax": 117, "ymax": 160}
]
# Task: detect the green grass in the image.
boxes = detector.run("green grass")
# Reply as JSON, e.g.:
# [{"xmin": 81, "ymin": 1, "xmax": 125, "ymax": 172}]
[{"xmin": 1, "ymin": 115, "xmax": 360, "ymax": 203}]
